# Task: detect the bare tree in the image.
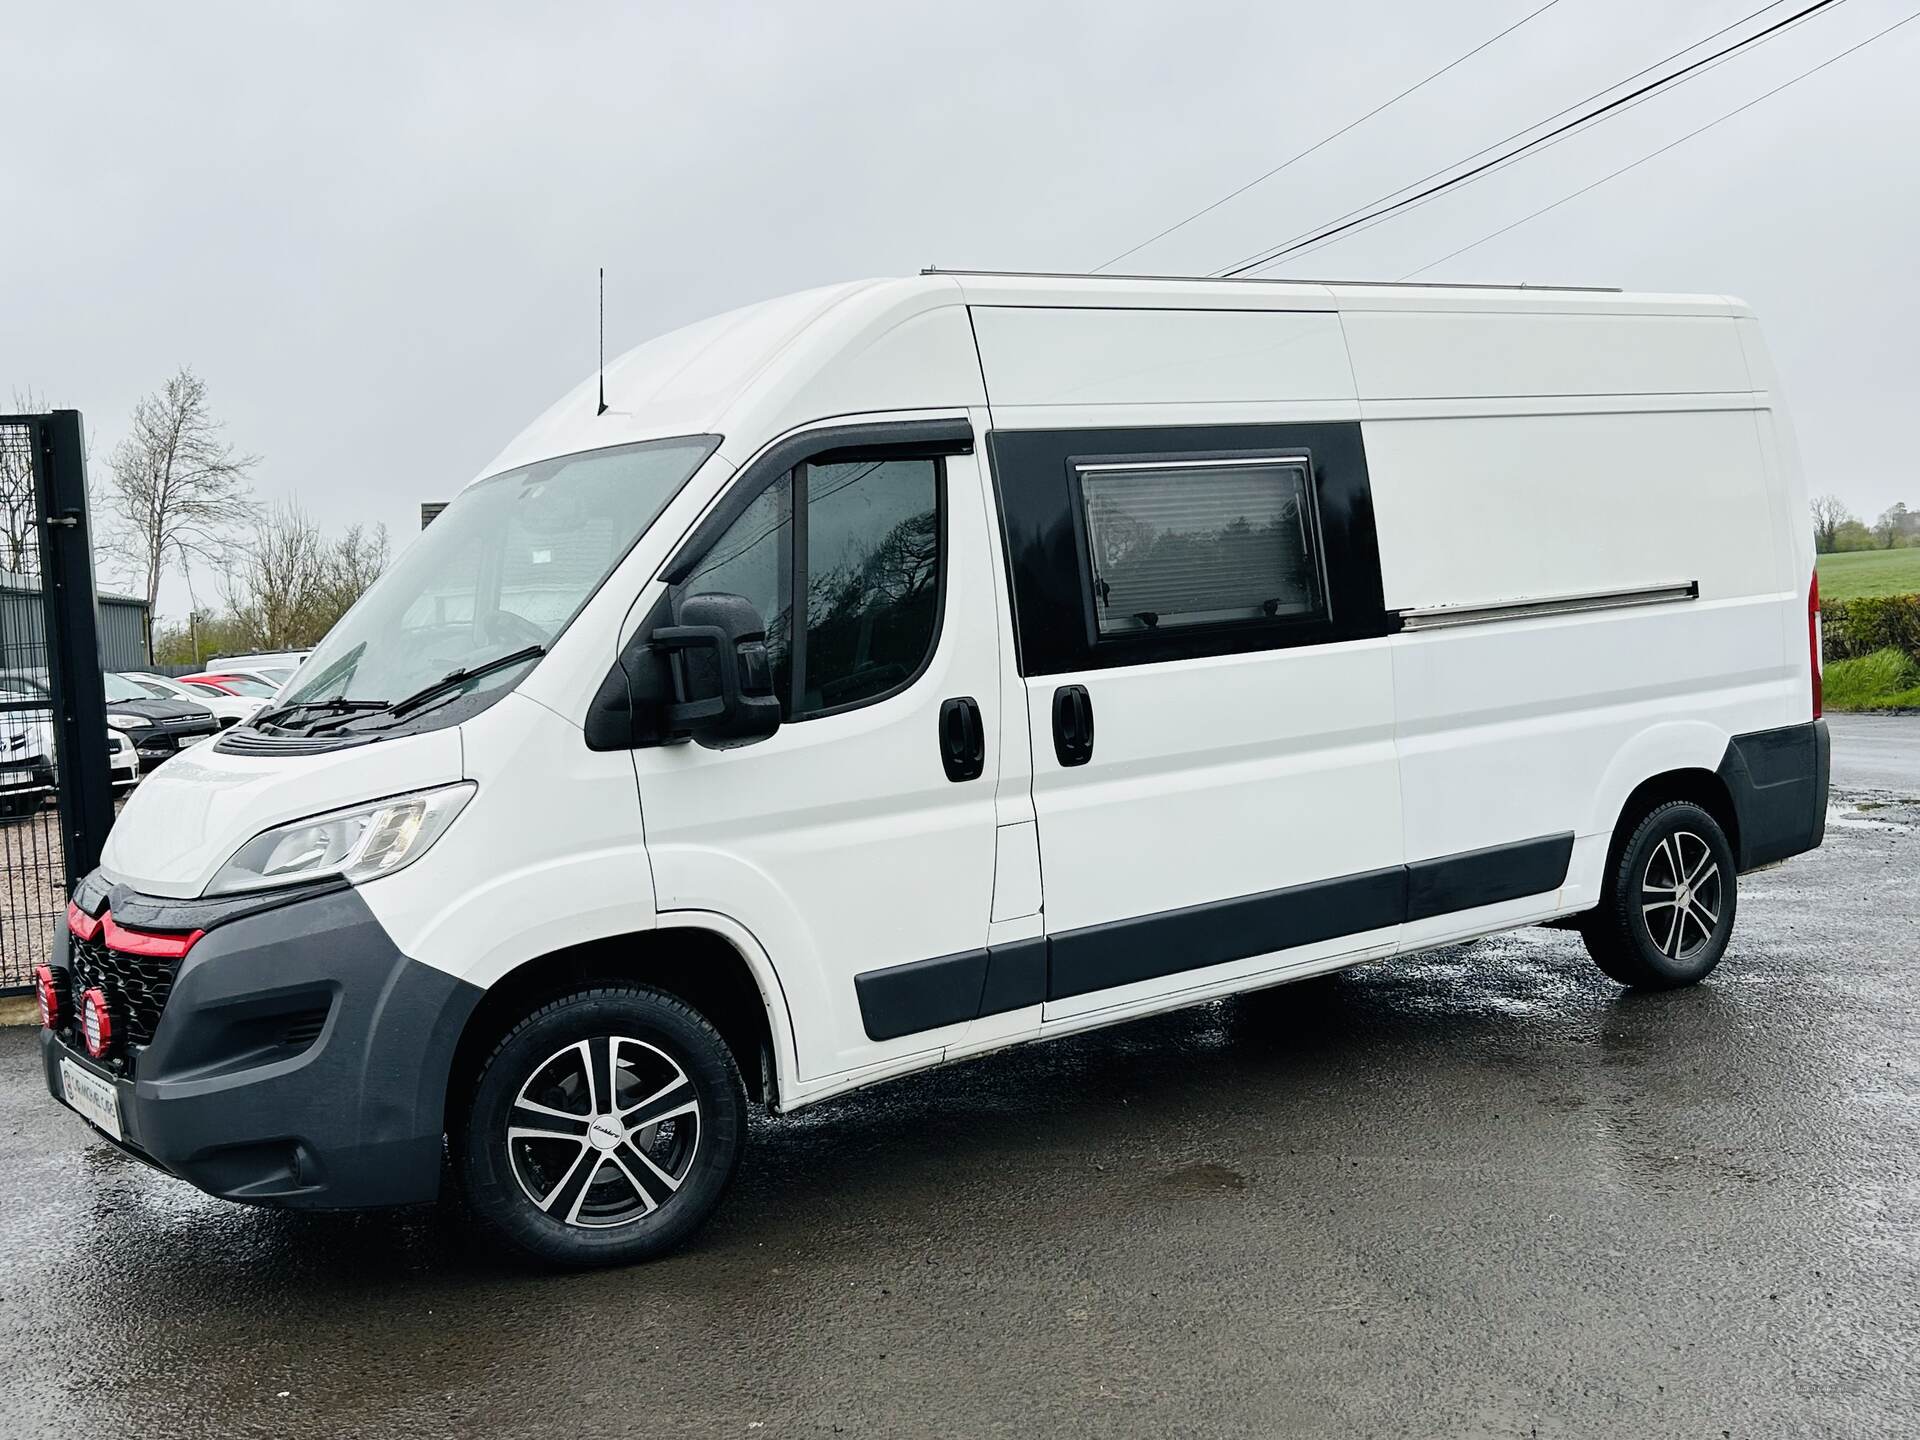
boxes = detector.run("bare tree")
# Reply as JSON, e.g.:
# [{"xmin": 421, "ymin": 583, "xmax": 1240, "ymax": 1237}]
[
  {"xmin": 316, "ymin": 522, "xmax": 391, "ymax": 625},
  {"xmin": 0, "ymin": 387, "xmax": 47, "ymax": 574},
  {"xmin": 224, "ymin": 499, "xmax": 325, "ymax": 650},
  {"xmin": 1873, "ymin": 502, "xmax": 1913, "ymax": 550},
  {"xmin": 1809, "ymin": 494, "xmax": 1852, "ymax": 555},
  {"xmin": 105, "ymin": 366, "xmax": 258, "ymax": 611},
  {"xmin": 222, "ymin": 502, "xmax": 391, "ymax": 649}
]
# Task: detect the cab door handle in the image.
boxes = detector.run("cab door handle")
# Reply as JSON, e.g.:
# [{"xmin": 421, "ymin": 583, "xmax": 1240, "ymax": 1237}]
[
  {"xmin": 1051, "ymin": 684, "xmax": 1093, "ymax": 767},
  {"xmin": 939, "ymin": 696, "xmax": 985, "ymax": 782}
]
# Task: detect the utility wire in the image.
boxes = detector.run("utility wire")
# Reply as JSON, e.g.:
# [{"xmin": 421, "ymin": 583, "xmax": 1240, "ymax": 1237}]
[
  {"xmin": 1214, "ymin": 0, "xmax": 1832, "ymax": 277},
  {"xmin": 1223, "ymin": 0, "xmax": 1840, "ymax": 275},
  {"xmin": 1089, "ymin": 0, "xmax": 1565, "ymax": 273},
  {"xmin": 1239, "ymin": 0, "xmax": 1843, "ymax": 275},
  {"xmin": 1400, "ymin": 7, "xmax": 1920, "ymax": 277}
]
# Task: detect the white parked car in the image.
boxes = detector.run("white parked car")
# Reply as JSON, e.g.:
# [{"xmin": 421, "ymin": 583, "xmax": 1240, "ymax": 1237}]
[
  {"xmin": 41, "ymin": 273, "xmax": 1828, "ymax": 1268},
  {"xmin": 108, "ymin": 730, "xmax": 138, "ymax": 789},
  {"xmin": 0, "ymin": 671, "xmax": 56, "ymax": 818},
  {"xmin": 217, "ymin": 650, "xmax": 310, "ymax": 672},
  {"xmin": 119, "ymin": 672, "xmax": 263, "ymax": 730}
]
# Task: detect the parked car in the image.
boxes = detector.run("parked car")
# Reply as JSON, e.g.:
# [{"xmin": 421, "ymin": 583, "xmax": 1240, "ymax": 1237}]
[
  {"xmin": 108, "ymin": 730, "xmax": 138, "ymax": 790},
  {"xmin": 101, "ymin": 671, "xmax": 220, "ymax": 772},
  {"xmin": 210, "ymin": 649, "xmax": 310, "ymax": 673},
  {"xmin": 177, "ymin": 670, "xmax": 287, "ymax": 699},
  {"xmin": 0, "ymin": 671, "xmax": 56, "ymax": 818},
  {"xmin": 39, "ymin": 273, "xmax": 1829, "ymax": 1269},
  {"xmin": 0, "ymin": 670, "xmax": 146, "ymax": 813},
  {"xmin": 119, "ymin": 672, "xmax": 263, "ymax": 729}
]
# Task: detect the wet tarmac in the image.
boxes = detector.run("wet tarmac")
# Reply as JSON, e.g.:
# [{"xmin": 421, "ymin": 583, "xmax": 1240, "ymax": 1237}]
[{"xmin": 1, "ymin": 740, "xmax": 1915, "ymax": 1437}]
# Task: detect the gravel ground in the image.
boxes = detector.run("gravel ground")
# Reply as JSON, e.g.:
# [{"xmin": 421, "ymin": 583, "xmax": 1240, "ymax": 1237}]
[{"xmin": 0, "ymin": 805, "xmax": 71, "ymax": 990}]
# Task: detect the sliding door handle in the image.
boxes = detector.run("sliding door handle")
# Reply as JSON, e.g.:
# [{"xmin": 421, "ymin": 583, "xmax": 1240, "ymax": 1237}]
[{"xmin": 1051, "ymin": 684, "xmax": 1094, "ymax": 767}]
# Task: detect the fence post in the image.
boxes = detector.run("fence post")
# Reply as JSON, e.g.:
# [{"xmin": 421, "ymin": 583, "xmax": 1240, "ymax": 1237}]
[{"xmin": 33, "ymin": 411, "xmax": 112, "ymax": 887}]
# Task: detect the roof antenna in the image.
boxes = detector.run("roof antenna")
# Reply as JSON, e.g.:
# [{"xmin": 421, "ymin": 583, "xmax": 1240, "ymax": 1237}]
[{"xmin": 596, "ymin": 266, "xmax": 608, "ymax": 416}]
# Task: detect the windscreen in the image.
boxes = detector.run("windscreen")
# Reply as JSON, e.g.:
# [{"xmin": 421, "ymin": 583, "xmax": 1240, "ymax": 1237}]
[
  {"xmin": 215, "ymin": 677, "xmax": 276, "ymax": 698},
  {"xmin": 278, "ymin": 434, "xmax": 718, "ymax": 715}
]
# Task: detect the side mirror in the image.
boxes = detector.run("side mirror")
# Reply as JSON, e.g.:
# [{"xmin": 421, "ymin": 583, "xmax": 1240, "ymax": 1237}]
[{"xmin": 652, "ymin": 592, "xmax": 781, "ymax": 748}]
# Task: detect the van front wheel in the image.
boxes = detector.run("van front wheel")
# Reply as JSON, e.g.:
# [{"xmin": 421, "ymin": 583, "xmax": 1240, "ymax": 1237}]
[
  {"xmin": 1580, "ymin": 800, "xmax": 1737, "ymax": 989},
  {"xmin": 456, "ymin": 985, "xmax": 747, "ymax": 1267}
]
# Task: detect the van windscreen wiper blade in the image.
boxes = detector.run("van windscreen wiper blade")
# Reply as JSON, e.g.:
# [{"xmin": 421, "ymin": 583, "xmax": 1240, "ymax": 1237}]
[
  {"xmin": 385, "ymin": 644, "xmax": 547, "ymax": 721},
  {"xmin": 254, "ymin": 697, "xmax": 389, "ymax": 732}
]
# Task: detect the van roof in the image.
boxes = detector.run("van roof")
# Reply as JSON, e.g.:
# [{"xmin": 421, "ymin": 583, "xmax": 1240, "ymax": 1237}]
[
  {"xmin": 921, "ymin": 265, "xmax": 1625, "ymax": 294},
  {"xmin": 475, "ymin": 272, "xmax": 1750, "ymax": 485}
]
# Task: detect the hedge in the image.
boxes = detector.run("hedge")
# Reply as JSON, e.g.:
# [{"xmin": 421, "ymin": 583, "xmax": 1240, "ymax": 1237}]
[{"xmin": 1821, "ymin": 592, "xmax": 1920, "ymax": 665}]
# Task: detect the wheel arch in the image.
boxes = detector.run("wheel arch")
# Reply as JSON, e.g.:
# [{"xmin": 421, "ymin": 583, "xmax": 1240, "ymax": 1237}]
[
  {"xmin": 1588, "ymin": 722, "xmax": 1738, "ymax": 841},
  {"xmin": 444, "ymin": 914, "xmax": 799, "ymax": 1131},
  {"xmin": 1600, "ymin": 767, "xmax": 1741, "ymax": 882}
]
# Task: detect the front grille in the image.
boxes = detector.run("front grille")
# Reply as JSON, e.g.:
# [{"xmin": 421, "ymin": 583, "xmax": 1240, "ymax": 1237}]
[
  {"xmin": 280, "ymin": 1010, "xmax": 328, "ymax": 1049},
  {"xmin": 156, "ymin": 714, "xmax": 218, "ymax": 736},
  {"xmin": 67, "ymin": 932, "xmax": 179, "ymax": 1049}
]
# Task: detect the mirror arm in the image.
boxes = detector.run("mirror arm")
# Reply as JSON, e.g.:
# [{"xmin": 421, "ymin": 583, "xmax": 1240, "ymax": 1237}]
[{"xmin": 652, "ymin": 624, "xmax": 741, "ymax": 730}]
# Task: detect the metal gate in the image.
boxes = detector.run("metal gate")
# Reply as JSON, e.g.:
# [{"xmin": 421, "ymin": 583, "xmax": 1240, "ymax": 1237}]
[{"xmin": 0, "ymin": 411, "xmax": 111, "ymax": 993}]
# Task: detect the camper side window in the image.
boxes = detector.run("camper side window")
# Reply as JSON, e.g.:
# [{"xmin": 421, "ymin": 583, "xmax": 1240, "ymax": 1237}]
[
  {"xmin": 681, "ymin": 457, "xmax": 943, "ymax": 719},
  {"xmin": 1074, "ymin": 457, "xmax": 1326, "ymax": 639}
]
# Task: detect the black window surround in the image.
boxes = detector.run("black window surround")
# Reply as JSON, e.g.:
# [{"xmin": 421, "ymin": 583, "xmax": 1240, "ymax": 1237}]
[
  {"xmin": 987, "ymin": 422, "xmax": 1392, "ymax": 678},
  {"xmin": 662, "ymin": 417, "xmax": 974, "ymax": 724}
]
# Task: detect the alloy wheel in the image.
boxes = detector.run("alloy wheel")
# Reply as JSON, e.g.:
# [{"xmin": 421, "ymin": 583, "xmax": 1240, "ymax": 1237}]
[
  {"xmin": 506, "ymin": 1035, "xmax": 702, "ymax": 1228},
  {"xmin": 1640, "ymin": 830, "xmax": 1723, "ymax": 962}
]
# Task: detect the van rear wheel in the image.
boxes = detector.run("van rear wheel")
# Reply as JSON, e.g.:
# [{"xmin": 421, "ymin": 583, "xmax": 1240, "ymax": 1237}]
[
  {"xmin": 456, "ymin": 985, "xmax": 747, "ymax": 1267},
  {"xmin": 1580, "ymin": 800, "xmax": 1737, "ymax": 989}
]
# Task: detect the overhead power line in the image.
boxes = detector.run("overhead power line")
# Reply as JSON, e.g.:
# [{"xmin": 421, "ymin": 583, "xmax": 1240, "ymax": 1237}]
[
  {"xmin": 1235, "ymin": 0, "xmax": 1844, "ymax": 275},
  {"xmin": 1089, "ymin": 0, "xmax": 1565, "ymax": 273},
  {"xmin": 1400, "ymin": 7, "xmax": 1920, "ymax": 277},
  {"xmin": 1216, "ymin": 0, "xmax": 1842, "ymax": 277}
]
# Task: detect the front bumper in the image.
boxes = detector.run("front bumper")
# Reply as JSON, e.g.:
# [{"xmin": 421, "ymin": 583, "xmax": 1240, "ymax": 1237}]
[
  {"xmin": 0, "ymin": 758, "xmax": 54, "ymax": 795},
  {"xmin": 42, "ymin": 880, "xmax": 482, "ymax": 1210},
  {"xmin": 124, "ymin": 724, "xmax": 220, "ymax": 771}
]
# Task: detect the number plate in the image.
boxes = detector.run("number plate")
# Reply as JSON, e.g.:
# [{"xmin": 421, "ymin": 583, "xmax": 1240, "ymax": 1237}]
[{"xmin": 59, "ymin": 1056, "xmax": 123, "ymax": 1141}]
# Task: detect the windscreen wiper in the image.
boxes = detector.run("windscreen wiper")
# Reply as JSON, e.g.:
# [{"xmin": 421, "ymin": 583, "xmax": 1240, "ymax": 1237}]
[
  {"xmin": 389, "ymin": 644, "xmax": 547, "ymax": 718},
  {"xmin": 301, "ymin": 644, "xmax": 548, "ymax": 736},
  {"xmin": 254, "ymin": 697, "xmax": 389, "ymax": 732}
]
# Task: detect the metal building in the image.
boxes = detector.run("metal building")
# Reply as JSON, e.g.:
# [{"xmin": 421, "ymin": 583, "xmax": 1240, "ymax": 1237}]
[{"xmin": 0, "ymin": 571, "xmax": 150, "ymax": 673}]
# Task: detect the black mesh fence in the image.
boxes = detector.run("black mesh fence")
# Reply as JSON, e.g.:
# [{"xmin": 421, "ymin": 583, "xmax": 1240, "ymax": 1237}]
[{"xmin": 0, "ymin": 419, "xmax": 68, "ymax": 990}]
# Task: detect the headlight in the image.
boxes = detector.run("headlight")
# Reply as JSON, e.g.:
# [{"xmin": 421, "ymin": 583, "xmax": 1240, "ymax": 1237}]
[
  {"xmin": 106, "ymin": 714, "xmax": 143, "ymax": 731},
  {"xmin": 205, "ymin": 783, "xmax": 476, "ymax": 896}
]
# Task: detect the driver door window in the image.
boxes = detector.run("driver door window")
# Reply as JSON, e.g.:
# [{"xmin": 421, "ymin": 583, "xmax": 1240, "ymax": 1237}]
[{"xmin": 681, "ymin": 456, "xmax": 943, "ymax": 720}]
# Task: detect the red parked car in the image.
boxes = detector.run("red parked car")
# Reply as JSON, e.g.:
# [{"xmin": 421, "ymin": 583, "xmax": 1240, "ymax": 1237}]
[{"xmin": 178, "ymin": 668, "xmax": 292, "ymax": 699}]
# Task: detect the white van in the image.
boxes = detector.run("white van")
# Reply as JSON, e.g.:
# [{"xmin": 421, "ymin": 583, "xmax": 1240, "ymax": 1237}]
[{"xmin": 40, "ymin": 272, "xmax": 1828, "ymax": 1265}]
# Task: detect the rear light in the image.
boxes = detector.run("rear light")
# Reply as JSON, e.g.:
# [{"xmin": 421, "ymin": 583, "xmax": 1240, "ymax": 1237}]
[
  {"xmin": 80, "ymin": 987, "xmax": 113, "ymax": 1059},
  {"xmin": 33, "ymin": 964, "xmax": 61, "ymax": 1029},
  {"xmin": 100, "ymin": 915, "xmax": 204, "ymax": 960},
  {"xmin": 1808, "ymin": 567, "xmax": 1823, "ymax": 720},
  {"xmin": 66, "ymin": 900, "xmax": 101, "ymax": 942}
]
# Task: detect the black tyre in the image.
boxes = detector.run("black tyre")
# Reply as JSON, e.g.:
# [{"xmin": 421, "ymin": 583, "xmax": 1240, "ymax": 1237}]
[
  {"xmin": 455, "ymin": 985, "xmax": 747, "ymax": 1268},
  {"xmin": 1581, "ymin": 800, "xmax": 1737, "ymax": 989}
]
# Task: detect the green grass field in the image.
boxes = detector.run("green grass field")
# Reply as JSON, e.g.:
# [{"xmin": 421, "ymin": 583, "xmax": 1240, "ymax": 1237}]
[
  {"xmin": 1823, "ymin": 648, "xmax": 1920, "ymax": 711},
  {"xmin": 1816, "ymin": 548, "xmax": 1920, "ymax": 601}
]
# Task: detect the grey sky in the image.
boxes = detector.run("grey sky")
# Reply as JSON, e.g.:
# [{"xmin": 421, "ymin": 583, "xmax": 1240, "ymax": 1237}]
[{"xmin": 5, "ymin": 0, "xmax": 1916, "ymax": 619}]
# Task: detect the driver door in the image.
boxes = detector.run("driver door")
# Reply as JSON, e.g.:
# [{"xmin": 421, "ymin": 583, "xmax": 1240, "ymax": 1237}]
[{"xmin": 632, "ymin": 425, "xmax": 1004, "ymax": 1083}]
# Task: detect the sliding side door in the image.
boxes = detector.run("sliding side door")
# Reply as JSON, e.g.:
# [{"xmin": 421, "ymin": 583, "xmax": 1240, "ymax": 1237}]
[{"xmin": 989, "ymin": 420, "xmax": 1406, "ymax": 1023}]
